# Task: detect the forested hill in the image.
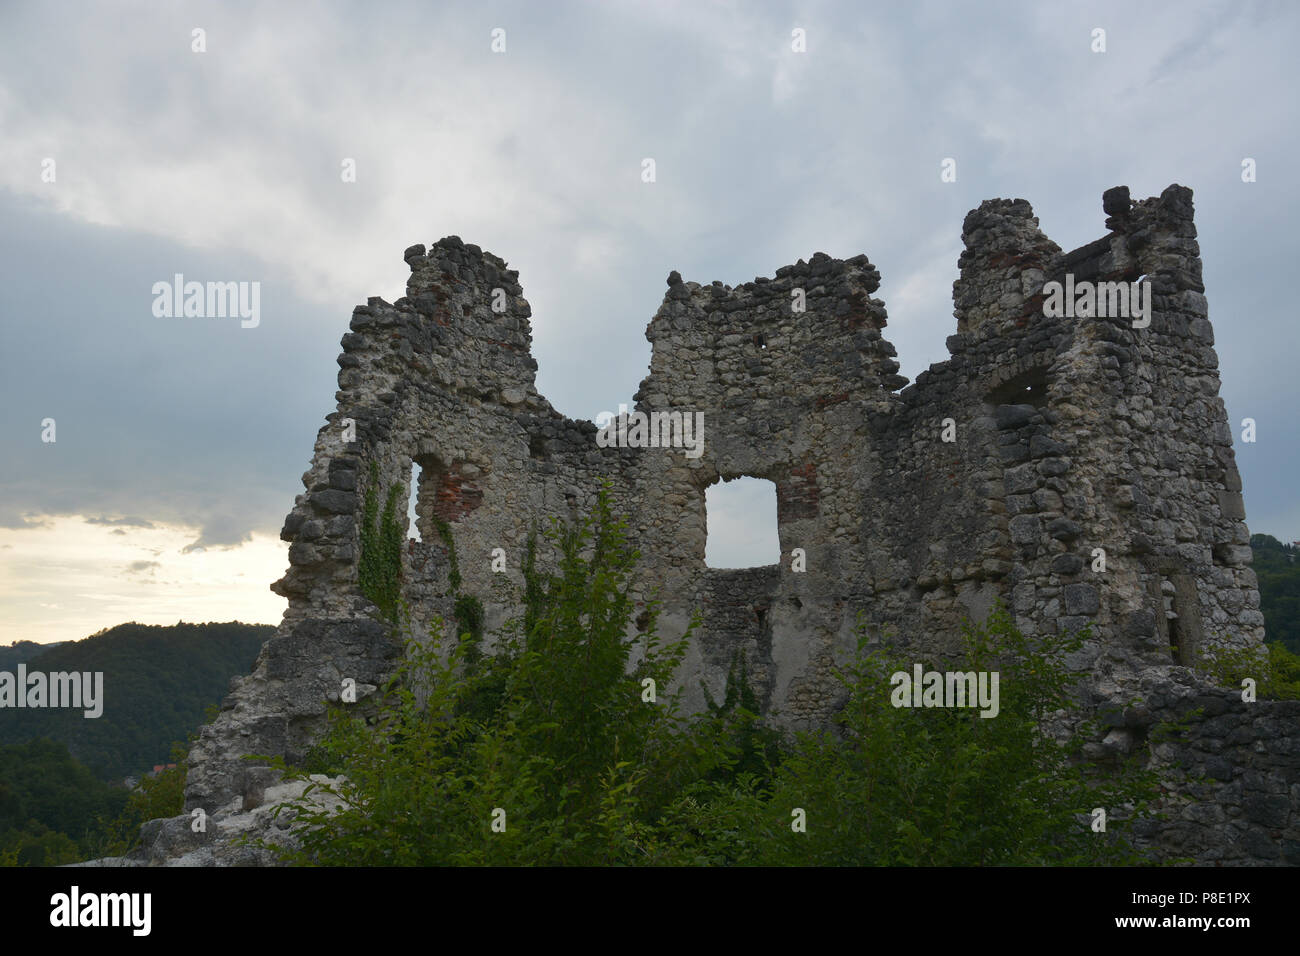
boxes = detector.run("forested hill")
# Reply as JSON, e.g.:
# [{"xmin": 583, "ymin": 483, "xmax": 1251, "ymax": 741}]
[
  {"xmin": 0, "ymin": 621, "xmax": 271, "ymax": 781},
  {"xmin": 1251, "ymin": 534, "xmax": 1300, "ymax": 655}
]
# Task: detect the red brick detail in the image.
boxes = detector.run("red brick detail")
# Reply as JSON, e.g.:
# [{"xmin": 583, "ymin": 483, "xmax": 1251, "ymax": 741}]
[
  {"xmin": 837, "ymin": 313, "xmax": 869, "ymax": 333},
  {"xmin": 815, "ymin": 391, "xmax": 849, "ymax": 410},
  {"xmin": 432, "ymin": 464, "xmax": 484, "ymax": 522},
  {"xmin": 835, "ymin": 292, "xmax": 875, "ymax": 333},
  {"xmin": 777, "ymin": 463, "xmax": 819, "ymax": 522},
  {"xmin": 1018, "ymin": 292, "xmax": 1046, "ymax": 326}
]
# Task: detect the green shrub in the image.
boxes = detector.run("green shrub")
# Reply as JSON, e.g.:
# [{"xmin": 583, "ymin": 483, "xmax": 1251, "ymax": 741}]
[
  {"xmin": 266, "ymin": 482, "xmax": 730, "ymax": 865},
  {"xmin": 1197, "ymin": 639, "xmax": 1300, "ymax": 700},
  {"xmin": 680, "ymin": 609, "xmax": 1160, "ymax": 865},
  {"xmin": 265, "ymin": 485, "xmax": 1161, "ymax": 866},
  {"xmin": 94, "ymin": 742, "xmax": 189, "ymax": 858}
]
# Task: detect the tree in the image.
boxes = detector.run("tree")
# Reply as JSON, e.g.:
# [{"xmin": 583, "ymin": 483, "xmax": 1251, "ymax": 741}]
[{"xmin": 1250, "ymin": 533, "xmax": 1300, "ymax": 655}]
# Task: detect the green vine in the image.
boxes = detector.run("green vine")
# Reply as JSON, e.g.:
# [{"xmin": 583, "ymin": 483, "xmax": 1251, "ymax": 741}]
[
  {"xmin": 356, "ymin": 464, "xmax": 490, "ymax": 663},
  {"xmin": 453, "ymin": 594, "xmax": 485, "ymax": 663},
  {"xmin": 432, "ymin": 516, "xmax": 462, "ymax": 593},
  {"xmin": 521, "ymin": 527, "xmax": 545, "ymax": 641},
  {"xmin": 358, "ymin": 461, "xmax": 404, "ymax": 623},
  {"xmin": 432, "ymin": 514, "xmax": 485, "ymax": 657}
]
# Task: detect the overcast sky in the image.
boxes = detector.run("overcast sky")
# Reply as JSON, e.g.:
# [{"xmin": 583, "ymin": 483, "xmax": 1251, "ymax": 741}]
[{"xmin": 1, "ymin": 0, "xmax": 1296, "ymax": 645}]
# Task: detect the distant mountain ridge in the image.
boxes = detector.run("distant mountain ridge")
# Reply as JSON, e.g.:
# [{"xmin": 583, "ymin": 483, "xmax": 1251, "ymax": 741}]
[
  {"xmin": 0, "ymin": 621, "xmax": 272, "ymax": 780},
  {"xmin": 0, "ymin": 640, "xmax": 70, "ymax": 670}
]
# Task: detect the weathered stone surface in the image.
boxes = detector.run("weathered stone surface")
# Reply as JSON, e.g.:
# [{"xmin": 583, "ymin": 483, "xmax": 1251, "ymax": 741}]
[
  {"xmin": 1063, "ymin": 583, "xmax": 1100, "ymax": 615},
  {"xmin": 994, "ymin": 404, "xmax": 1036, "ymax": 430},
  {"xmin": 1123, "ymin": 609, "xmax": 1157, "ymax": 638},
  {"xmin": 1009, "ymin": 515, "xmax": 1042, "ymax": 545},
  {"xmin": 1051, "ymin": 554, "xmax": 1084, "ymax": 575},
  {"xmin": 1048, "ymin": 517, "xmax": 1083, "ymax": 541}
]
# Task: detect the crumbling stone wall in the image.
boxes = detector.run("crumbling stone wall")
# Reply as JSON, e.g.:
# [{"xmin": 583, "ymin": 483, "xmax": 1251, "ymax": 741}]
[
  {"xmin": 180, "ymin": 184, "xmax": 1295, "ymax": 865},
  {"xmin": 1104, "ymin": 680, "xmax": 1299, "ymax": 864}
]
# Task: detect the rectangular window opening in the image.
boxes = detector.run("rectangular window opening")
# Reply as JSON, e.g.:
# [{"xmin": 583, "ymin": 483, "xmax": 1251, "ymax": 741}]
[{"xmin": 705, "ymin": 476, "xmax": 780, "ymax": 569}]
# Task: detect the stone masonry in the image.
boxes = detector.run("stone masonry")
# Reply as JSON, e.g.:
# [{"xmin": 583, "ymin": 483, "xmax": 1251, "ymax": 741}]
[{"xmin": 158, "ymin": 184, "xmax": 1296, "ymax": 866}]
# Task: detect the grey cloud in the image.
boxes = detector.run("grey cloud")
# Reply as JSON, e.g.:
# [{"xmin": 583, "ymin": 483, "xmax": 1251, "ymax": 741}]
[
  {"xmin": 182, "ymin": 515, "xmax": 256, "ymax": 554},
  {"xmin": 86, "ymin": 516, "xmax": 156, "ymax": 528},
  {"xmin": 0, "ymin": 506, "xmax": 50, "ymax": 530},
  {"xmin": 0, "ymin": 0, "xmax": 1296, "ymax": 551}
]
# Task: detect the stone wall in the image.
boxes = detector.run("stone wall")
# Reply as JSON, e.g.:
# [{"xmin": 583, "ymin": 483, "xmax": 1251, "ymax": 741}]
[
  {"xmin": 1117, "ymin": 681, "xmax": 1299, "ymax": 864},
  {"xmin": 178, "ymin": 184, "xmax": 1295, "ymax": 865}
]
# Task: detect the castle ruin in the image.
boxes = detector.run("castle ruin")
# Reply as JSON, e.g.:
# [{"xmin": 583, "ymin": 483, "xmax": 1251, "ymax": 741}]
[{"xmin": 159, "ymin": 184, "xmax": 1297, "ymax": 866}]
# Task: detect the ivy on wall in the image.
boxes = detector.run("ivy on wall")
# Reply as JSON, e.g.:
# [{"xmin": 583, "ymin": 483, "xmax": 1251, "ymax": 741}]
[
  {"xmin": 361, "ymin": 461, "xmax": 484, "ymax": 647},
  {"xmin": 358, "ymin": 461, "xmax": 404, "ymax": 623}
]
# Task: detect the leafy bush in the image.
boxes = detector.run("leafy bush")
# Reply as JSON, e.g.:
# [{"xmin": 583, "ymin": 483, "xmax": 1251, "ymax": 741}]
[
  {"xmin": 1197, "ymin": 638, "xmax": 1300, "ymax": 700},
  {"xmin": 682, "ymin": 610, "xmax": 1159, "ymax": 865},
  {"xmin": 266, "ymin": 484, "xmax": 1160, "ymax": 866},
  {"xmin": 92, "ymin": 741, "xmax": 190, "ymax": 859},
  {"xmin": 267, "ymin": 482, "xmax": 735, "ymax": 865}
]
